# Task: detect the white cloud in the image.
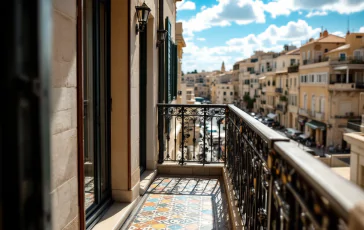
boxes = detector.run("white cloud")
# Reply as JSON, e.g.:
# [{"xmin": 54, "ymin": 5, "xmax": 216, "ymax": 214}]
[
  {"xmin": 360, "ymin": 27, "xmax": 364, "ymax": 32},
  {"xmin": 260, "ymin": 0, "xmax": 364, "ymax": 19},
  {"xmin": 306, "ymin": 11, "xmax": 328, "ymax": 18},
  {"xmin": 179, "ymin": 0, "xmax": 265, "ymax": 36},
  {"xmin": 177, "ymin": 0, "xmax": 196, "ymax": 11},
  {"xmin": 332, "ymin": 31, "xmax": 345, "ymax": 37},
  {"xmin": 178, "ymin": 0, "xmax": 364, "ymax": 35},
  {"xmin": 292, "ymin": 0, "xmax": 364, "ymax": 14},
  {"xmin": 196, "ymin": 38, "xmax": 206, "ymax": 41},
  {"xmin": 181, "ymin": 20, "xmax": 321, "ymax": 72}
]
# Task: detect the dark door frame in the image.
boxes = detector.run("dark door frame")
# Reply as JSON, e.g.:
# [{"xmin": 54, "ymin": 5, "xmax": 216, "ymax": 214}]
[
  {"xmin": 139, "ymin": 26, "xmax": 147, "ymax": 174},
  {"xmin": 81, "ymin": 0, "xmax": 112, "ymax": 229}
]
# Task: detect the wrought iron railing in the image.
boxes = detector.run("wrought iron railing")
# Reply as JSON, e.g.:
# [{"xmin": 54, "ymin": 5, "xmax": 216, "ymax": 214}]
[
  {"xmin": 347, "ymin": 120, "xmax": 362, "ymax": 131},
  {"xmin": 158, "ymin": 104, "xmax": 227, "ymax": 164},
  {"xmin": 158, "ymin": 104, "xmax": 364, "ymax": 229}
]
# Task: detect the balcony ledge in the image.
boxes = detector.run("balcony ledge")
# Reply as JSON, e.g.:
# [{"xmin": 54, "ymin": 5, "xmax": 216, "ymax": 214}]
[{"xmin": 157, "ymin": 162, "xmax": 224, "ymax": 176}]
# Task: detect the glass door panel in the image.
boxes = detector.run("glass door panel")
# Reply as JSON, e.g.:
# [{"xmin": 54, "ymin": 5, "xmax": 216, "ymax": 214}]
[{"xmin": 83, "ymin": 0, "xmax": 95, "ymax": 211}]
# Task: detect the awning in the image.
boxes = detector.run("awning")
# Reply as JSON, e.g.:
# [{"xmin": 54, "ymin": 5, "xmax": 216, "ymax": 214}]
[
  {"xmin": 306, "ymin": 120, "xmax": 326, "ymax": 130},
  {"xmin": 267, "ymin": 113, "xmax": 277, "ymax": 119}
]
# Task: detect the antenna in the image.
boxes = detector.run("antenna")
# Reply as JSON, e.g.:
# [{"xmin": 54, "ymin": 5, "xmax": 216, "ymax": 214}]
[
  {"xmin": 321, "ymin": 26, "xmax": 323, "ymax": 32},
  {"xmin": 347, "ymin": 16, "xmax": 350, "ymax": 33}
]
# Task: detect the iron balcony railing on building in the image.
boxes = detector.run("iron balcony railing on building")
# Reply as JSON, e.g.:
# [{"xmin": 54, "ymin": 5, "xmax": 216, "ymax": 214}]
[
  {"xmin": 303, "ymin": 57, "xmax": 329, "ymax": 65},
  {"xmin": 329, "ymin": 55, "xmax": 364, "ymax": 64},
  {"xmin": 347, "ymin": 120, "xmax": 362, "ymax": 132},
  {"xmin": 157, "ymin": 103, "xmax": 364, "ymax": 229},
  {"xmin": 287, "ymin": 65, "xmax": 299, "ymax": 73}
]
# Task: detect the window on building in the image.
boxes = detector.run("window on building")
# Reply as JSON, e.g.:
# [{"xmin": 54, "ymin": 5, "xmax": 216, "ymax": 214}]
[
  {"xmin": 302, "ymin": 52, "xmax": 306, "ymax": 60},
  {"xmin": 312, "ymin": 95, "xmax": 316, "ymax": 112},
  {"xmin": 224, "ymin": 92, "xmax": 226, "ymax": 95},
  {"xmin": 324, "ymin": 48, "xmax": 328, "ymax": 53},
  {"xmin": 320, "ymin": 97, "xmax": 325, "ymax": 113},
  {"xmin": 339, "ymin": 53, "xmax": 346, "ymax": 61},
  {"xmin": 230, "ymin": 92, "xmax": 233, "ymax": 96},
  {"xmin": 307, "ymin": 50, "xmax": 311, "ymax": 60},
  {"xmin": 294, "ymin": 78, "xmax": 297, "ymax": 86},
  {"xmin": 290, "ymin": 79, "xmax": 292, "ymax": 87},
  {"xmin": 303, "ymin": 94, "xmax": 307, "ymax": 109},
  {"xmin": 290, "ymin": 59, "xmax": 295, "ymax": 66}
]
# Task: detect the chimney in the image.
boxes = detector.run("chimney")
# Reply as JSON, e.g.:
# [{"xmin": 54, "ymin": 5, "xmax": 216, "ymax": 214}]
[
  {"xmin": 319, "ymin": 32, "xmax": 322, "ymax": 37},
  {"xmin": 323, "ymin": 30, "xmax": 328, "ymax": 37}
]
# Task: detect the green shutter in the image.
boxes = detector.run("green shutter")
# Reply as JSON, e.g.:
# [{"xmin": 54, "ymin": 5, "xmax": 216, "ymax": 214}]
[
  {"xmin": 173, "ymin": 44, "xmax": 178, "ymax": 99},
  {"xmin": 165, "ymin": 17, "xmax": 172, "ymax": 103}
]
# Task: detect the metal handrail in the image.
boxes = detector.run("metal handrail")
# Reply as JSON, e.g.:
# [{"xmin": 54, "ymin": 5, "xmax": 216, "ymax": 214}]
[{"xmin": 274, "ymin": 142, "xmax": 364, "ymax": 222}]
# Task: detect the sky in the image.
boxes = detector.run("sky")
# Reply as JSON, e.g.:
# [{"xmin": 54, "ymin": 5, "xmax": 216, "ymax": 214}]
[{"xmin": 176, "ymin": 0, "xmax": 364, "ymax": 73}]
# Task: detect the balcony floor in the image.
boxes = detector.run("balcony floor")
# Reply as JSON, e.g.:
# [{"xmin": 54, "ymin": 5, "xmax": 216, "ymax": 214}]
[{"xmin": 125, "ymin": 176, "xmax": 230, "ymax": 230}]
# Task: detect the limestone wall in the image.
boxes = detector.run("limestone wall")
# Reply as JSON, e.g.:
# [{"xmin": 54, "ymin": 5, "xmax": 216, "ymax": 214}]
[{"xmin": 51, "ymin": 0, "xmax": 79, "ymax": 229}]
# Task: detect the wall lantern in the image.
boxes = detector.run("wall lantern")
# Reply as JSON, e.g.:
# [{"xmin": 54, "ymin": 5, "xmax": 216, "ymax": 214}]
[
  {"xmin": 156, "ymin": 29, "xmax": 168, "ymax": 47},
  {"xmin": 135, "ymin": 2, "xmax": 151, "ymax": 34}
]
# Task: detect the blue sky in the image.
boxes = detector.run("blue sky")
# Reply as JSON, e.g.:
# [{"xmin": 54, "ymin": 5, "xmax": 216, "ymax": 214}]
[{"xmin": 176, "ymin": 0, "xmax": 364, "ymax": 72}]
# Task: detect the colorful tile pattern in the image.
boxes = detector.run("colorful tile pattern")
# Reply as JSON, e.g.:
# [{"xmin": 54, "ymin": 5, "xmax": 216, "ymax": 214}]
[
  {"xmin": 85, "ymin": 176, "xmax": 94, "ymax": 209},
  {"xmin": 126, "ymin": 176, "xmax": 230, "ymax": 230}
]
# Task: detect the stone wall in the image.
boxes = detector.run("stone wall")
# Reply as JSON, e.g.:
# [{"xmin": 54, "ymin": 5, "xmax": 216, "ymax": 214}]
[{"xmin": 51, "ymin": 0, "xmax": 79, "ymax": 229}]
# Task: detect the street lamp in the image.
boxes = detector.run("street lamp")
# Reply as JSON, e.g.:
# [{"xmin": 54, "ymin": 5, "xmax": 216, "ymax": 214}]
[
  {"xmin": 156, "ymin": 29, "xmax": 168, "ymax": 47},
  {"xmin": 135, "ymin": 2, "xmax": 151, "ymax": 34}
]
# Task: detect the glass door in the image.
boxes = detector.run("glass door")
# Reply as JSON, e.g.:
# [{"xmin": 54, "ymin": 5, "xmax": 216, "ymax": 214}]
[{"xmin": 83, "ymin": 0, "xmax": 111, "ymax": 227}]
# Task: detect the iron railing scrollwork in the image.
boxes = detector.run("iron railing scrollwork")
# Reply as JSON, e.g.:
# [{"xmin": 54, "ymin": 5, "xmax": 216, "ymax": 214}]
[{"xmin": 158, "ymin": 104, "xmax": 227, "ymax": 164}]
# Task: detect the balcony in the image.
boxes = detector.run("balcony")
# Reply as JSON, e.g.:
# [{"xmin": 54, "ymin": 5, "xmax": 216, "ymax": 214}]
[
  {"xmin": 303, "ymin": 57, "xmax": 329, "ymax": 65},
  {"xmin": 287, "ymin": 65, "xmax": 299, "ymax": 73},
  {"xmin": 147, "ymin": 103, "xmax": 364, "ymax": 229},
  {"xmin": 315, "ymin": 112, "xmax": 325, "ymax": 121},
  {"xmin": 329, "ymin": 55, "xmax": 364, "ymax": 65},
  {"xmin": 329, "ymin": 81, "xmax": 364, "ymax": 91},
  {"xmin": 347, "ymin": 120, "xmax": 362, "ymax": 132},
  {"xmin": 275, "ymin": 87, "xmax": 283, "ymax": 93},
  {"xmin": 299, "ymin": 108, "xmax": 307, "ymax": 116}
]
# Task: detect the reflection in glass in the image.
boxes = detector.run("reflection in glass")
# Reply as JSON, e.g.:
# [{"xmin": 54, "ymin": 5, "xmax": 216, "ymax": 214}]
[
  {"xmin": 84, "ymin": 0, "xmax": 94, "ymax": 210},
  {"xmin": 99, "ymin": 2, "xmax": 109, "ymax": 195}
]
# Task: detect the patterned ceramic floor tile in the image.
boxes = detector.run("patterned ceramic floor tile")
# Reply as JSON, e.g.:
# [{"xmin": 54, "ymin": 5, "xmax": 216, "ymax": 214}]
[
  {"xmin": 85, "ymin": 176, "xmax": 94, "ymax": 209},
  {"xmin": 125, "ymin": 176, "xmax": 230, "ymax": 230}
]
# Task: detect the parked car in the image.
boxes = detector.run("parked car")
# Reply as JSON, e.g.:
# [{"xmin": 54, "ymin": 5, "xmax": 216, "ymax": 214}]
[
  {"xmin": 297, "ymin": 134, "xmax": 315, "ymax": 147},
  {"xmin": 253, "ymin": 114, "xmax": 262, "ymax": 120},
  {"xmin": 261, "ymin": 118, "xmax": 275, "ymax": 127},
  {"xmin": 284, "ymin": 128, "xmax": 302, "ymax": 140}
]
